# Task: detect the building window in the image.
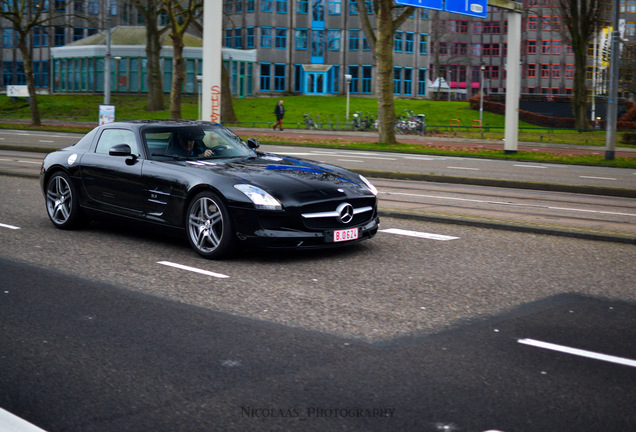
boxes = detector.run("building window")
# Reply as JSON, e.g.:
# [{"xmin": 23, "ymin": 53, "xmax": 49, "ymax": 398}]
[
  {"xmin": 327, "ymin": 29, "xmax": 341, "ymax": 50},
  {"xmin": 274, "ymin": 63, "xmax": 285, "ymax": 91},
  {"xmin": 394, "ymin": 31, "xmax": 403, "ymax": 52},
  {"xmin": 540, "ymin": 64, "xmax": 549, "ymax": 78},
  {"xmin": 348, "ymin": 0, "xmax": 358, "ymax": 15},
  {"xmin": 312, "ymin": 30, "xmax": 324, "ymax": 58},
  {"xmin": 261, "ymin": 27, "xmax": 272, "ymax": 48},
  {"xmin": 393, "ymin": 67, "xmax": 402, "ymax": 94},
  {"xmin": 73, "ymin": 27, "xmax": 84, "ymax": 41},
  {"xmin": 260, "ymin": 63, "xmax": 271, "ymax": 91},
  {"xmin": 527, "ymin": 40, "xmax": 537, "ymax": 54},
  {"xmin": 225, "ymin": 28, "xmax": 233, "ymax": 47},
  {"xmin": 247, "ymin": 0, "xmax": 255, "ymax": 11},
  {"xmin": 551, "ymin": 64, "xmax": 560, "ymax": 78},
  {"xmin": 275, "ymin": 27, "xmax": 287, "ymax": 48},
  {"xmin": 527, "ymin": 63, "xmax": 536, "ymax": 78},
  {"xmin": 565, "ymin": 64, "xmax": 574, "ymax": 78},
  {"xmin": 54, "ymin": 26, "xmax": 65, "ymax": 46},
  {"xmin": 404, "ymin": 67, "xmax": 413, "ymax": 95},
  {"xmin": 328, "ymin": 0, "xmax": 341, "ymax": 14},
  {"xmin": 276, "ymin": 0, "xmax": 287, "ymax": 12},
  {"xmin": 348, "ymin": 65, "xmax": 359, "ymax": 93},
  {"xmin": 417, "ymin": 68, "xmax": 427, "ymax": 96},
  {"xmin": 405, "ymin": 32, "xmax": 414, "ymax": 53},
  {"xmin": 261, "ymin": 0, "xmax": 272, "ymax": 12},
  {"xmin": 527, "ymin": 16, "xmax": 538, "ymax": 30},
  {"xmin": 361, "ymin": 65, "xmax": 372, "ymax": 93},
  {"xmin": 88, "ymin": 1, "xmax": 99, "ymax": 14},
  {"xmin": 247, "ymin": 27, "xmax": 255, "ymax": 48},
  {"xmin": 348, "ymin": 29, "xmax": 359, "ymax": 50},
  {"xmin": 296, "ymin": 29, "xmax": 308, "ymax": 50},
  {"xmin": 419, "ymin": 33, "xmax": 428, "ymax": 55},
  {"xmin": 297, "ymin": 0, "xmax": 308, "ymax": 13},
  {"xmin": 235, "ymin": 28, "xmax": 242, "ymax": 48}
]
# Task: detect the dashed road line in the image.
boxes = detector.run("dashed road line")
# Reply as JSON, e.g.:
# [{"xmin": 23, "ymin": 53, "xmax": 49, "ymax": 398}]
[
  {"xmin": 157, "ymin": 261, "xmax": 230, "ymax": 279},
  {"xmin": 579, "ymin": 175, "xmax": 617, "ymax": 181},
  {"xmin": 0, "ymin": 223, "xmax": 20, "ymax": 230},
  {"xmin": 518, "ymin": 338, "xmax": 636, "ymax": 368},
  {"xmin": 379, "ymin": 228, "xmax": 459, "ymax": 241}
]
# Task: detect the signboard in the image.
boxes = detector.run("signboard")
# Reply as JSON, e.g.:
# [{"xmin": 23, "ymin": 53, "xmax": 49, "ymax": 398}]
[
  {"xmin": 7, "ymin": 85, "xmax": 28, "ymax": 98},
  {"xmin": 396, "ymin": 0, "xmax": 487, "ymax": 18},
  {"xmin": 444, "ymin": 0, "xmax": 487, "ymax": 18},
  {"xmin": 99, "ymin": 104, "xmax": 115, "ymax": 125},
  {"xmin": 395, "ymin": 0, "xmax": 443, "ymax": 10}
]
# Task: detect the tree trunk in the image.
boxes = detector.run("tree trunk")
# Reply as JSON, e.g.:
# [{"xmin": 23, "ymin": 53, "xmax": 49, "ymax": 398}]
[
  {"xmin": 169, "ymin": 38, "xmax": 184, "ymax": 119},
  {"xmin": 572, "ymin": 44, "xmax": 589, "ymax": 129},
  {"xmin": 18, "ymin": 34, "xmax": 40, "ymax": 126},
  {"xmin": 145, "ymin": 23, "xmax": 165, "ymax": 111},
  {"xmin": 221, "ymin": 62, "xmax": 237, "ymax": 122}
]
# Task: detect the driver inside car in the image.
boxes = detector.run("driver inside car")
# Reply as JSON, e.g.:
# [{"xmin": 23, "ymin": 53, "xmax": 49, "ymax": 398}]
[{"xmin": 170, "ymin": 133, "xmax": 213, "ymax": 158}]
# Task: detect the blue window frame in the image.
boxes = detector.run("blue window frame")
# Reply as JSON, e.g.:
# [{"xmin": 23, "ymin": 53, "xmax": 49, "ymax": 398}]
[
  {"xmin": 362, "ymin": 65, "xmax": 372, "ymax": 94},
  {"xmin": 327, "ymin": 29, "xmax": 340, "ymax": 50},
  {"xmin": 3, "ymin": 29, "xmax": 14, "ymax": 48},
  {"xmin": 362, "ymin": 35, "xmax": 370, "ymax": 50},
  {"xmin": 54, "ymin": 26, "xmax": 65, "ymax": 46},
  {"xmin": 274, "ymin": 63, "xmax": 286, "ymax": 91},
  {"xmin": 348, "ymin": 65, "xmax": 359, "ymax": 93},
  {"xmin": 404, "ymin": 68, "xmax": 413, "ymax": 95},
  {"xmin": 236, "ymin": 0, "xmax": 243, "ymax": 13},
  {"xmin": 260, "ymin": 63, "xmax": 271, "ymax": 91},
  {"xmin": 297, "ymin": 0, "xmax": 308, "ymax": 13},
  {"xmin": 33, "ymin": 27, "xmax": 49, "ymax": 47},
  {"xmin": 419, "ymin": 33, "xmax": 428, "ymax": 55},
  {"xmin": 261, "ymin": 0, "xmax": 272, "ymax": 12},
  {"xmin": 295, "ymin": 29, "xmax": 308, "ymax": 50},
  {"xmin": 405, "ymin": 32, "xmax": 414, "ymax": 53},
  {"xmin": 261, "ymin": 27, "xmax": 272, "ymax": 48},
  {"xmin": 417, "ymin": 68, "xmax": 427, "ymax": 96},
  {"xmin": 276, "ymin": 0, "xmax": 287, "ymax": 12},
  {"xmin": 246, "ymin": 27, "xmax": 255, "ymax": 48},
  {"xmin": 247, "ymin": 0, "xmax": 255, "ymax": 12},
  {"xmin": 328, "ymin": 0, "xmax": 341, "ymax": 14},
  {"xmin": 234, "ymin": 28, "xmax": 242, "ymax": 48},
  {"xmin": 225, "ymin": 28, "xmax": 233, "ymax": 47},
  {"xmin": 275, "ymin": 27, "xmax": 287, "ymax": 48},
  {"xmin": 311, "ymin": 29, "xmax": 324, "ymax": 61},
  {"xmin": 393, "ymin": 67, "xmax": 402, "ymax": 94},
  {"xmin": 348, "ymin": 0, "xmax": 357, "ymax": 14},
  {"xmin": 348, "ymin": 29, "xmax": 359, "ymax": 50},
  {"xmin": 394, "ymin": 31, "xmax": 403, "ymax": 52}
]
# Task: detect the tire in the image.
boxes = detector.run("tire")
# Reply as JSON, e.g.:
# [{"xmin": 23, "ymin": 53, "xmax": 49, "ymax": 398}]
[
  {"xmin": 45, "ymin": 171, "xmax": 86, "ymax": 229},
  {"xmin": 186, "ymin": 191, "xmax": 235, "ymax": 259}
]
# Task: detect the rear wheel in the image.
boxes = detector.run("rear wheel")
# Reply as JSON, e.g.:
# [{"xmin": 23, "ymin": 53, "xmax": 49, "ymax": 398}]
[
  {"xmin": 45, "ymin": 171, "xmax": 86, "ymax": 229},
  {"xmin": 186, "ymin": 191, "xmax": 234, "ymax": 259}
]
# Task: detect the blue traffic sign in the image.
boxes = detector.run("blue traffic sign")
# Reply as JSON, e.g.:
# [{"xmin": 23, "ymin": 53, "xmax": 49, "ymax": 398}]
[
  {"xmin": 396, "ymin": 0, "xmax": 488, "ymax": 18},
  {"xmin": 444, "ymin": 0, "xmax": 488, "ymax": 18},
  {"xmin": 395, "ymin": 0, "xmax": 443, "ymax": 11}
]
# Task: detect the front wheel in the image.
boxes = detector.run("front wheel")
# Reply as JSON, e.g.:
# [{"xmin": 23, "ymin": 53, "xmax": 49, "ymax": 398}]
[
  {"xmin": 186, "ymin": 191, "xmax": 235, "ymax": 259},
  {"xmin": 45, "ymin": 171, "xmax": 86, "ymax": 229}
]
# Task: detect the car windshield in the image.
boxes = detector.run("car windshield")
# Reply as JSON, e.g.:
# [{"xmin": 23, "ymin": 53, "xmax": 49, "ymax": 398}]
[{"xmin": 144, "ymin": 124, "xmax": 255, "ymax": 160}]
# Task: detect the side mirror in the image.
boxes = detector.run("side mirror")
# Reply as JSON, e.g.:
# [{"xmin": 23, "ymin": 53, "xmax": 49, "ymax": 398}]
[
  {"xmin": 247, "ymin": 138, "xmax": 260, "ymax": 150},
  {"xmin": 109, "ymin": 144, "xmax": 132, "ymax": 156}
]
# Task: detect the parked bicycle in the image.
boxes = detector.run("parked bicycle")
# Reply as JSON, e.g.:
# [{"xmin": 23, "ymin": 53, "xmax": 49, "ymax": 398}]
[
  {"xmin": 303, "ymin": 113, "xmax": 317, "ymax": 130},
  {"xmin": 395, "ymin": 110, "xmax": 426, "ymax": 135},
  {"xmin": 352, "ymin": 112, "xmax": 377, "ymax": 131}
]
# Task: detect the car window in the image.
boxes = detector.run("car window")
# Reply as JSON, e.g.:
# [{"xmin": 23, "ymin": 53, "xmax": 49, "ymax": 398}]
[{"xmin": 95, "ymin": 129, "xmax": 138, "ymax": 155}]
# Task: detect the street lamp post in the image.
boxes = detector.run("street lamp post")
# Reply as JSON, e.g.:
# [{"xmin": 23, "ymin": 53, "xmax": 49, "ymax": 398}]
[
  {"xmin": 104, "ymin": 14, "xmax": 112, "ymax": 105},
  {"xmin": 345, "ymin": 74, "xmax": 352, "ymax": 121},
  {"xmin": 479, "ymin": 63, "xmax": 485, "ymax": 129}
]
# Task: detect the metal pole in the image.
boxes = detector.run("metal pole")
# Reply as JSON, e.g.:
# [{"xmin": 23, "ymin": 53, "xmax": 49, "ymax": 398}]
[
  {"xmin": 479, "ymin": 64, "xmax": 484, "ymax": 126},
  {"xmin": 504, "ymin": 10, "xmax": 522, "ymax": 153},
  {"xmin": 604, "ymin": 0, "xmax": 620, "ymax": 161},
  {"xmin": 104, "ymin": 14, "xmax": 111, "ymax": 105}
]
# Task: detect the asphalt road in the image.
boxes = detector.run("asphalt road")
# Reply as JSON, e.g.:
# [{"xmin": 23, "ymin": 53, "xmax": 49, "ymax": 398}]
[{"xmin": 1, "ymin": 138, "xmax": 636, "ymax": 430}]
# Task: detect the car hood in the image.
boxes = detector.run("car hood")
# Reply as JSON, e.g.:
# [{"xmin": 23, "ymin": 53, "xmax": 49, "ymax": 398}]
[{"xmin": 178, "ymin": 153, "xmax": 374, "ymax": 202}]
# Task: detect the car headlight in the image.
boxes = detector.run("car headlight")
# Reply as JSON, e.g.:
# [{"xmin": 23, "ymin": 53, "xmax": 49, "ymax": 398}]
[
  {"xmin": 234, "ymin": 184, "xmax": 283, "ymax": 210},
  {"xmin": 359, "ymin": 175, "xmax": 378, "ymax": 196}
]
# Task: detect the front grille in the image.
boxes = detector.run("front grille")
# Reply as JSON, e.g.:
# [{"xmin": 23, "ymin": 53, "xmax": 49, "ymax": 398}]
[{"xmin": 301, "ymin": 198, "xmax": 376, "ymax": 230}]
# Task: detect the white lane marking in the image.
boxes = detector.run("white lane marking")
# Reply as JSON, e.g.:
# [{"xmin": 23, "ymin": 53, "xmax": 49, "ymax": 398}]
[
  {"xmin": 38, "ymin": 140, "xmax": 55, "ymax": 143},
  {"xmin": 447, "ymin": 166, "xmax": 480, "ymax": 171},
  {"xmin": 157, "ymin": 261, "xmax": 230, "ymax": 279},
  {"xmin": 18, "ymin": 160, "xmax": 42, "ymax": 165},
  {"xmin": 579, "ymin": 175, "xmax": 617, "ymax": 181},
  {"xmin": 337, "ymin": 159, "xmax": 365, "ymax": 163},
  {"xmin": 0, "ymin": 408, "xmax": 48, "ymax": 432},
  {"xmin": 380, "ymin": 228, "xmax": 459, "ymax": 241},
  {"xmin": 381, "ymin": 192, "xmax": 636, "ymax": 218},
  {"xmin": 513, "ymin": 164, "xmax": 547, "ymax": 168},
  {"xmin": 0, "ymin": 223, "xmax": 20, "ymax": 230},
  {"xmin": 518, "ymin": 338, "xmax": 636, "ymax": 368}
]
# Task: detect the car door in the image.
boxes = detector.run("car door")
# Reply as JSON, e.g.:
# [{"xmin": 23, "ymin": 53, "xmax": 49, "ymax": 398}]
[{"xmin": 80, "ymin": 128, "xmax": 145, "ymax": 216}]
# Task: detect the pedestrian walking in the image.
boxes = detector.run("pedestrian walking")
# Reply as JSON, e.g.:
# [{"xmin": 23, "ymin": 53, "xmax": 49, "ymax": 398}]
[{"xmin": 273, "ymin": 100, "xmax": 285, "ymax": 131}]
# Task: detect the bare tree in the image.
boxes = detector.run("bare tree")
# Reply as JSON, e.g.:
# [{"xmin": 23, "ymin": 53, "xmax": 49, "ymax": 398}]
[
  {"xmin": 356, "ymin": 0, "xmax": 415, "ymax": 144},
  {"xmin": 131, "ymin": 0, "xmax": 169, "ymax": 111},
  {"xmin": 162, "ymin": 0, "xmax": 203, "ymax": 119},
  {"xmin": 557, "ymin": 0, "xmax": 609, "ymax": 129},
  {"xmin": 0, "ymin": 0, "xmax": 74, "ymax": 126}
]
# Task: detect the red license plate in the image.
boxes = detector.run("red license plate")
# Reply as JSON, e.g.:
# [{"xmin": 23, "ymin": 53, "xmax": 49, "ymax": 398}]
[{"xmin": 333, "ymin": 227, "xmax": 359, "ymax": 243}]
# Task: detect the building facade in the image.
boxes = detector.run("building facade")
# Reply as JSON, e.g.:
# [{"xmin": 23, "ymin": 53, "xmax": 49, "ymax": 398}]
[{"xmin": 1, "ymin": 0, "xmax": 634, "ymax": 102}]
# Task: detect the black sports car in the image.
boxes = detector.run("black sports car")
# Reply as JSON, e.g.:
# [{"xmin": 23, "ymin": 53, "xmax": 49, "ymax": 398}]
[{"xmin": 40, "ymin": 120, "xmax": 379, "ymax": 258}]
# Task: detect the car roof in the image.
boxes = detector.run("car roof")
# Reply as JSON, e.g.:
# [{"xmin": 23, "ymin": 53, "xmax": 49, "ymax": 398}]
[{"xmin": 101, "ymin": 120, "xmax": 221, "ymax": 131}]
